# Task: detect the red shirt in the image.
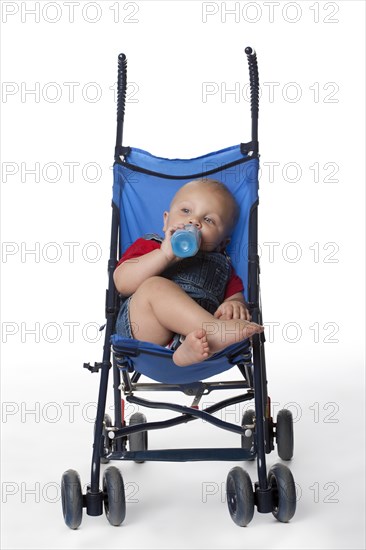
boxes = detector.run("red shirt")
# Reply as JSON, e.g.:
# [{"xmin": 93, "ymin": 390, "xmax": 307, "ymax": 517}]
[{"xmin": 117, "ymin": 238, "xmax": 244, "ymax": 300}]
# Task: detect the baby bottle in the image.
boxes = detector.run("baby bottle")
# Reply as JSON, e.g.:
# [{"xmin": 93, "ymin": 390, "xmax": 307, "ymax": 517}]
[{"xmin": 171, "ymin": 224, "xmax": 201, "ymax": 258}]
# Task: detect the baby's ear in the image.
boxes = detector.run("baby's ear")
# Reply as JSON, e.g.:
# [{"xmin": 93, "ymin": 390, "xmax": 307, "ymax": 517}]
[{"xmin": 162, "ymin": 211, "xmax": 169, "ymax": 231}]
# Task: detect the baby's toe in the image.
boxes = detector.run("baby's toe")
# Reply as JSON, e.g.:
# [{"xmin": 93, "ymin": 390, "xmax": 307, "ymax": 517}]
[
  {"xmin": 195, "ymin": 328, "xmax": 206, "ymax": 340},
  {"xmin": 202, "ymin": 341, "xmax": 210, "ymax": 352}
]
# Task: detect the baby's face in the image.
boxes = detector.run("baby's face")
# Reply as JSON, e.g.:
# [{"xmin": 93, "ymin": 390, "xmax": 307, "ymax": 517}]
[{"xmin": 163, "ymin": 184, "xmax": 233, "ymax": 252}]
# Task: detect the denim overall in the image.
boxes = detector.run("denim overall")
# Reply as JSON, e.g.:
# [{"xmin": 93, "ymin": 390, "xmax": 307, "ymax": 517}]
[{"xmin": 115, "ymin": 235, "xmax": 231, "ymax": 342}]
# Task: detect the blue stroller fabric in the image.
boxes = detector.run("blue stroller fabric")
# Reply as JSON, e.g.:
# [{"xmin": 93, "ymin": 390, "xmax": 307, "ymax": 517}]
[
  {"xmin": 111, "ymin": 337, "xmax": 252, "ymax": 384},
  {"xmin": 111, "ymin": 144, "xmax": 259, "ymax": 383}
]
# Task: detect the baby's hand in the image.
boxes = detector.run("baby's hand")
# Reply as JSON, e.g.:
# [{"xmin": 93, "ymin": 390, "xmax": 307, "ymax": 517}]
[
  {"xmin": 214, "ymin": 300, "xmax": 251, "ymax": 321},
  {"xmin": 160, "ymin": 223, "xmax": 185, "ymax": 262}
]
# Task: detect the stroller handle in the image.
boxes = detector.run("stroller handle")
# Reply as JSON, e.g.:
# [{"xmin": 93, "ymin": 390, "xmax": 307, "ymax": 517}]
[
  {"xmin": 245, "ymin": 46, "xmax": 259, "ymax": 151},
  {"xmin": 115, "ymin": 49, "xmax": 260, "ymax": 158},
  {"xmin": 115, "ymin": 53, "xmax": 127, "ymax": 160}
]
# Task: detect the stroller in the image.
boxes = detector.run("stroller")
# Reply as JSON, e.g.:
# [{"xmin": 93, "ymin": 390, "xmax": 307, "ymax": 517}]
[{"xmin": 61, "ymin": 47, "xmax": 296, "ymax": 528}]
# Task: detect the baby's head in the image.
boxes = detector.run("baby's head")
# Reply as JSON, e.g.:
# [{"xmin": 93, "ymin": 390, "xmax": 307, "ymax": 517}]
[{"xmin": 163, "ymin": 178, "xmax": 239, "ymax": 252}]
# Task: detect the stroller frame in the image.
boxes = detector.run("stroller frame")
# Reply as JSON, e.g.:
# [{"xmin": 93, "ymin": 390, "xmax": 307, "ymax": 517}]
[{"xmin": 62, "ymin": 48, "xmax": 296, "ymax": 529}]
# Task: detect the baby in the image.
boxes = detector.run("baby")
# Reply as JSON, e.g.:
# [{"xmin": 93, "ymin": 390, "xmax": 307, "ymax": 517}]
[{"xmin": 113, "ymin": 178, "xmax": 264, "ymax": 367}]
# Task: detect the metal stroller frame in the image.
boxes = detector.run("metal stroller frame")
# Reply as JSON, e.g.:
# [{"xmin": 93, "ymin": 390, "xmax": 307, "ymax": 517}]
[{"xmin": 61, "ymin": 47, "xmax": 296, "ymax": 529}]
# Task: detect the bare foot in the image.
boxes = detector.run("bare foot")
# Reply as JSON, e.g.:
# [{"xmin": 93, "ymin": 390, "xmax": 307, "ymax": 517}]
[
  {"xmin": 206, "ymin": 319, "xmax": 264, "ymax": 355},
  {"xmin": 172, "ymin": 329, "xmax": 210, "ymax": 367}
]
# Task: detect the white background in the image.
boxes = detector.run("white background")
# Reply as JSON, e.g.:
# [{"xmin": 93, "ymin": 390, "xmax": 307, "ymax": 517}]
[{"xmin": 1, "ymin": 1, "xmax": 365, "ymax": 549}]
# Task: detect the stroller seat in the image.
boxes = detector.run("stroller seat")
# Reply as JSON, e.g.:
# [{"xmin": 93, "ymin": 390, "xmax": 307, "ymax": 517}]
[
  {"xmin": 111, "ymin": 335, "xmax": 252, "ymax": 384},
  {"xmin": 111, "ymin": 144, "xmax": 258, "ymax": 384}
]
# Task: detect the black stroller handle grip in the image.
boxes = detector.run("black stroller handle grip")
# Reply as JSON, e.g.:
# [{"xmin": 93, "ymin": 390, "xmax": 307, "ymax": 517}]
[
  {"xmin": 245, "ymin": 46, "xmax": 259, "ymax": 150},
  {"xmin": 115, "ymin": 53, "xmax": 127, "ymax": 159},
  {"xmin": 117, "ymin": 53, "xmax": 127, "ymax": 122}
]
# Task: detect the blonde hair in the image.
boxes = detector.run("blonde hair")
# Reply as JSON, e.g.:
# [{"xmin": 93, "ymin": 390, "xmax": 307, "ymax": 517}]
[{"xmin": 180, "ymin": 178, "xmax": 240, "ymax": 230}]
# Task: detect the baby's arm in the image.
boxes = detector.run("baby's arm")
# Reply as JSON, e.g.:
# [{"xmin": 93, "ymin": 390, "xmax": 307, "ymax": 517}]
[
  {"xmin": 213, "ymin": 292, "xmax": 251, "ymax": 321},
  {"xmin": 113, "ymin": 223, "xmax": 184, "ymax": 296}
]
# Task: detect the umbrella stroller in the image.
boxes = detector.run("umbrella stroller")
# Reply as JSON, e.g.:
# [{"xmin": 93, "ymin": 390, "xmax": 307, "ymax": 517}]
[{"xmin": 61, "ymin": 47, "xmax": 296, "ymax": 529}]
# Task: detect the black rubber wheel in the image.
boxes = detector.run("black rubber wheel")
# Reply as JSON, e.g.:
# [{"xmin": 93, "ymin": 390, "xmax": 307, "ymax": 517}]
[
  {"xmin": 103, "ymin": 466, "xmax": 126, "ymax": 526},
  {"xmin": 241, "ymin": 409, "xmax": 256, "ymax": 460},
  {"xmin": 129, "ymin": 412, "xmax": 148, "ymax": 463},
  {"xmin": 276, "ymin": 409, "xmax": 294, "ymax": 460},
  {"xmin": 61, "ymin": 469, "xmax": 83, "ymax": 529},
  {"xmin": 268, "ymin": 463, "xmax": 296, "ymax": 522},
  {"xmin": 226, "ymin": 467, "xmax": 255, "ymax": 527}
]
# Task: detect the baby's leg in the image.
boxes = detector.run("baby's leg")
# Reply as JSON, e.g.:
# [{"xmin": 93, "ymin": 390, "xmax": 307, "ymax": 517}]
[
  {"xmin": 128, "ymin": 276, "xmax": 214, "ymax": 345},
  {"xmin": 128, "ymin": 276, "xmax": 263, "ymax": 365}
]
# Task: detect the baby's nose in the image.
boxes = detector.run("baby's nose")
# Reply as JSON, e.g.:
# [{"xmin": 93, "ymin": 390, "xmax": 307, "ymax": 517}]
[{"xmin": 189, "ymin": 219, "xmax": 202, "ymax": 229}]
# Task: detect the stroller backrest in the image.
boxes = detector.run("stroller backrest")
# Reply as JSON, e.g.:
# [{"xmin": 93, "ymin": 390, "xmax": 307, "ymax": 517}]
[{"xmin": 112, "ymin": 145, "xmax": 259, "ymax": 301}]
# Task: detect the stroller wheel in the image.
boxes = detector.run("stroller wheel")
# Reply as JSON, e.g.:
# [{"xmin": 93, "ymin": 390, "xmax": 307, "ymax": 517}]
[
  {"xmin": 276, "ymin": 409, "xmax": 294, "ymax": 460},
  {"xmin": 241, "ymin": 409, "xmax": 256, "ymax": 460},
  {"xmin": 268, "ymin": 463, "xmax": 296, "ymax": 522},
  {"xmin": 226, "ymin": 467, "xmax": 254, "ymax": 527},
  {"xmin": 129, "ymin": 412, "xmax": 148, "ymax": 463},
  {"xmin": 61, "ymin": 469, "xmax": 83, "ymax": 529},
  {"xmin": 103, "ymin": 466, "xmax": 126, "ymax": 526}
]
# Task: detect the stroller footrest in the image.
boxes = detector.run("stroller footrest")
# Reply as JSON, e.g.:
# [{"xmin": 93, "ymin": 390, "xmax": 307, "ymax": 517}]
[{"xmin": 109, "ymin": 448, "xmax": 256, "ymax": 462}]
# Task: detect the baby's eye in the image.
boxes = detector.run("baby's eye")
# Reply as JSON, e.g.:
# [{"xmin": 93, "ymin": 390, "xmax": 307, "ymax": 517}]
[
  {"xmin": 204, "ymin": 217, "xmax": 215, "ymax": 225},
  {"xmin": 181, "ymin": 208, "xmax": 190, "ymax": 214}
]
